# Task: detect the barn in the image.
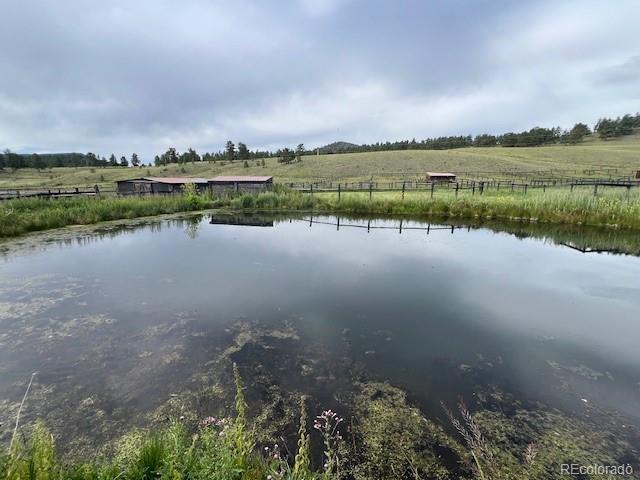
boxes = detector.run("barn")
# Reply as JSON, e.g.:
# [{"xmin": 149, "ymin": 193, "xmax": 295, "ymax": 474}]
[
  {"xmin": 208, "ymin": 176, "xmax": 273, "ymax": 194},
  {"xmin": 116, "ymin": 177, "xmax": 211, "ymax": 195},
  {"xmin": 426, "ymin": 172, "xmax": 457, "ymax": 183}
]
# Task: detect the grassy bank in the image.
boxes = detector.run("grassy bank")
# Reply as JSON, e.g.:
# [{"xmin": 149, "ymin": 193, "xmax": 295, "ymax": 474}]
[
  {"xmin": 314, "ymin": 187, "xmax": 640, "ymax": 228},
  {"xmin": 2, "ymin": 186, "xmax": 640, "ymax": 238}
]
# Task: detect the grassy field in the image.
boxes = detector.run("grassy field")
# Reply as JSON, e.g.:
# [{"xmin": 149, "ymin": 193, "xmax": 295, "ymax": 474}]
[{"xmin": 1, "ymin": 134, "xmax": 639, "ymax": 189}]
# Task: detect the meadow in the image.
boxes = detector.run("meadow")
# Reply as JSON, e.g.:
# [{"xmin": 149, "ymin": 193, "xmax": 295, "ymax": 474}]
[{"xmin": 1, "ymin": 134, "xmax": 639, "ymax": 189}]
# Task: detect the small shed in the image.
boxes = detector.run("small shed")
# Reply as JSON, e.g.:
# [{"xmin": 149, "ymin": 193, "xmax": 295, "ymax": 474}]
[
  {"xmin": 636, "ymin": 170, "xmax": 640, "ymax": 179},
  {"xmin": 426, "ymin": 172, "xmax": 456, "ymax": 183},
  {"xmin": 208, "ymin": 176, "xmax": 273, "ymax": 194},
  {"xmin": 116, "ymin": 177, "xmax": 211, "ymax": 195}
]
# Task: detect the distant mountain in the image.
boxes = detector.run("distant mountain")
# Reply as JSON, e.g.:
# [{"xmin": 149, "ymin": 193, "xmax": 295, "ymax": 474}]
[{"xmin": 317, "ymin": 141, "xmax": 360, "ymax": 154}]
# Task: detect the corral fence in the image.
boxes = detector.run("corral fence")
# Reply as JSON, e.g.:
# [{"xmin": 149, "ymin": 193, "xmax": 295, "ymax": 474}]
[
  {"xmin": 0, "ymin": 185, "xmax": 110, "ymax": 201},
  {"xmin": 287, "ymin": 177, "xmax": 640, "ymax": 199},
  {"xmin": 2, "ymin": 174, "xmax": 639, "ymax": 202}
]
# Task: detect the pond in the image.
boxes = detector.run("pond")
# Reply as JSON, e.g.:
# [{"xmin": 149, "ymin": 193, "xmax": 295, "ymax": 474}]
[{"xmin": 1, "ymin": 213, "xmax": 640, "ymax": 467}]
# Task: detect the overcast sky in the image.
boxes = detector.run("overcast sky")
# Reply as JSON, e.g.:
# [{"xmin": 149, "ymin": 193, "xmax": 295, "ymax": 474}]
[{"xmin": 1, "ymin": 0, "xmax": 638, "ymax": 160}]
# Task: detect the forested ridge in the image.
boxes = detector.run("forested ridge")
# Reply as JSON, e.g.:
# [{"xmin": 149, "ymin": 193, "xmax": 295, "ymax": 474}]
[{"xmin": 2, "ymin": 113, "xmax": 638, "ymax": 170}]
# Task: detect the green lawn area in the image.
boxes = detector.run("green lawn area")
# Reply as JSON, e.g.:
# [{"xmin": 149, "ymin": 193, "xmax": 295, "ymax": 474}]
[{"xmin": 1, "ymin": 134, "xmax": 639, "ymax": 189}]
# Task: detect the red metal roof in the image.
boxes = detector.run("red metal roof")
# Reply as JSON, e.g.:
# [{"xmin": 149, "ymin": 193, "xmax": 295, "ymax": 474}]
[
  {"xmin": 210, "ymin": 176, "xmax": 273, "ymax": 183},
  {"xmin": 143, "ymin": 177, "xmax": 212, "ymax": 184}
]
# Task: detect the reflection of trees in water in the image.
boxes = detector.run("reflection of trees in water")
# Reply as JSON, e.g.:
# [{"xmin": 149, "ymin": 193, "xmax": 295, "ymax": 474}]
[{"xmin": 183, "ymin": 216, "xmax": 202, "ymax": 240}]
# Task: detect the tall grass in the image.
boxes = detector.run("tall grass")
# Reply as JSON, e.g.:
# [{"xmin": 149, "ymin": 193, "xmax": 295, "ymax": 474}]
[
  {"xmin": 0, "ymin": 195, "xmax": 211, "ymax": 238},
  {"xmin": 313, "ymin": 188, "xmax": 640, "ymax": 229},
  {"xmin": 0, "ymin": 367, "xmax": 335, "ymax": 480},
  {"xmin": 2, "ymin": 186, "xmax": 639, "ymax": 239}
]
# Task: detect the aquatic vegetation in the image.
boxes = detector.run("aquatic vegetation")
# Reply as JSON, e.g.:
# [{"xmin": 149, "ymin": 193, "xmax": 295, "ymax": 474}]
[
  {"xmin": 349, "ymin": 382, "xmax": 467, "ymax": 480},
  {"xmin": 0, "ymin": 369, "xmax": 344, "ymax": 480}
]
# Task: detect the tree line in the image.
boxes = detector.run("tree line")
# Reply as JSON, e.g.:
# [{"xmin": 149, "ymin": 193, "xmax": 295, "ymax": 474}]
[
  {"xmin": 2, "ymin": 113, "xmax": 639, "ymax": 170},
  {"xmin": 0, "ymin": 151, "xmax": 143, "ymax": 170},
  {"xmin": 319, "ymin": 113, "xmax": 640, "ymax": 153},
  {"xmin": 153, "ymin": 142, "xmax": 306, "ymax": 167}
]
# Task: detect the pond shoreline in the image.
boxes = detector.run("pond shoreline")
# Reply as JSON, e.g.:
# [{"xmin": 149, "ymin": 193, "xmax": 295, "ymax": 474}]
[
  {"xmin": 3, "ymin": 207, "xmax": 640, "ymax": 258},
  {"xmin": 2, "ymin": 186, "xmax": 640, "ymax": 239}
]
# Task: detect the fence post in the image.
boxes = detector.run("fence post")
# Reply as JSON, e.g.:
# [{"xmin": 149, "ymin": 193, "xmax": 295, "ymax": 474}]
[
  {"xmin": 431, "ymin": 181, "xmax": 435, "ymax": 198},
  {"xmin": 402, "ymin": 182, "xmax": 405, "ymax": 201},
  {"xmin": 310, "ymin": 183, "xmax": 313, "ymax": 200},
  {"xmin": 472, "ymin": 182, "xmax": 476, "ymax": 195},
  {"xmin": 524, "ymin": 184, "xmax": 528, "ymax": 195},
  {"xmin": 455, "ymin": 182, "xmax": 459, "ymax": 197},
  {"xmin": 479, "ymin": 181, "xmax": 484, "ymax": 195},
  {"xmin": 369, "ymin": 182, "xmax": 372, "ymax": 200},
  {"xmin": 338, "ymin": 183, "xmax": 341, "ymax": 201},
  {"xmin": 570, "ymin": 183, "xmax": 574, "ymax": 192},
  {"xmin": 94, "ymin": 185, "xmax": 100, "ymax": 197},
  {"xmin": 593, "ymin": 184, "xmax": 598, "ymax": 197}
]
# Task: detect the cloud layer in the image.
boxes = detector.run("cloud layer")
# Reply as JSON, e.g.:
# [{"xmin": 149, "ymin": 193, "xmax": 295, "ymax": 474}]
[{"xmin": 1, "ymin": 0, "xmax": 638, "ymax": 160}]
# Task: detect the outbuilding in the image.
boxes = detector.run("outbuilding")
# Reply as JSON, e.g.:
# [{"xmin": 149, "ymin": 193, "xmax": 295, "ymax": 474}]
[
  {"xmin": 426, "ymin": 172, "xmax": 457, "ymax": 183},
  {"xmin": 208, "ymin": 176, "xmax": 273, "ymax": 194},
  {"xmin": 116, "ymin": 177, "xmax": 211, "ymax": 195}
]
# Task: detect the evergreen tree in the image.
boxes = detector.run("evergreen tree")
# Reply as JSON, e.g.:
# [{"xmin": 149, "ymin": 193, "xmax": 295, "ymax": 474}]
[
  {"xmin": 225, "ymin": 141, "xmax": 236, "ymax": 161},
  {"xmin": 119, "ymin": 156, "xmax": 128, "ymax": 167},
  {"xmin": 237, "ymin": 142, "xmax": 250, "ymax": 160},
  {"xmin": 131, "ymin": 153, "xmax": 140, "ymax": 167}
]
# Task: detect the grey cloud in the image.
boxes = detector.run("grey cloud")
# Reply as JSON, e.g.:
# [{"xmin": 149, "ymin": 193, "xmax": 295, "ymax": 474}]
[{"xmin": 0, "ymin": 0, "xmax": 639, "ymax": 159}]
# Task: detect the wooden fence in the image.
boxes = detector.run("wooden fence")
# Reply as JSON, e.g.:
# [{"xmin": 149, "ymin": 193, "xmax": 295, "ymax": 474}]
[
  {"xmin": 0, "ymin": 185, "xmax": 104, "ymax": 201},
  {"xmin": 287, "ymin": 177, "xmax": 640, "ymax": 200},
  {"xmin": 2, "ymin": 175, "xmax": 639, "ymax": 202}
]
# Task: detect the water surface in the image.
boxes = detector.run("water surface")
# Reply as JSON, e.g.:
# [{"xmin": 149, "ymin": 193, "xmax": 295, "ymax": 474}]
[{"xmin": 1, "ymin": 213, "xmax": 639, "ymax": 456}]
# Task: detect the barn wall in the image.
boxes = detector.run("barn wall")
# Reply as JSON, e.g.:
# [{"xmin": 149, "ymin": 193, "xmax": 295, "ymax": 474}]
[{"xmin": 209, "ymin": 182, "xmax": 272, "ymax": 195}]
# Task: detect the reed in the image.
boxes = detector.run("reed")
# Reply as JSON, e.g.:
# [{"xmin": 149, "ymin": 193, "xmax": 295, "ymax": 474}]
[{"xmin": 2, "ymin": 186, "xmax": 639, "ymax": 239}]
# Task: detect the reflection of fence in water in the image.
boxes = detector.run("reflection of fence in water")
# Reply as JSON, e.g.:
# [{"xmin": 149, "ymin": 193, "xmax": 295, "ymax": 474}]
[{"xmin": 303, "ymin": 216, "xmax": 466, "ymax": 235}]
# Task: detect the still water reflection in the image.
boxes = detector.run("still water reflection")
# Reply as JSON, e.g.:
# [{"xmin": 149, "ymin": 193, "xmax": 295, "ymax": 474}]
[{"xmin": 1, "ymin": 213, "xmax": 639, "ymax": 452}]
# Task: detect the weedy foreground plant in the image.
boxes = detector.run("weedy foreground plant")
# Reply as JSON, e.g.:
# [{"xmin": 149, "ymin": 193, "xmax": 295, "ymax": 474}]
[{"xmin": 0, "ymin": 366, "xmax": 343, "ymax": 480}]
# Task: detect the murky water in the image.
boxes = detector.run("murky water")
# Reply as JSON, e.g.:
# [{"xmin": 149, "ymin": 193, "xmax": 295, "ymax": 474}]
[{"xmin": 1, "ymin": 213, "xmax": 640, "ymax": 459}]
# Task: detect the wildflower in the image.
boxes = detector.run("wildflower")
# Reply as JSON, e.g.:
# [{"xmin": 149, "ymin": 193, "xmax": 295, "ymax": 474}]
[
  {"xmin": 314, "ymin": 408, "xmax": 344, "ymax": 475},
  {"xmin": 200, "ymin": 416, "xmax": 216, "ymax": 428}
]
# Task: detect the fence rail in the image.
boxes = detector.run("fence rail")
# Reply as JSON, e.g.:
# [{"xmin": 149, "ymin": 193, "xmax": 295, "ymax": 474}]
[
  {"xmin": 287, "ymin": 177, "xmax": 640, "ymax": 199},
  {"xmin": 0, "ymin": 185, "xmax": 105, "ymax": 201},
  {"xmin": 2, "ymin": 175, "xmax": 639, "ymax": 202}
]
